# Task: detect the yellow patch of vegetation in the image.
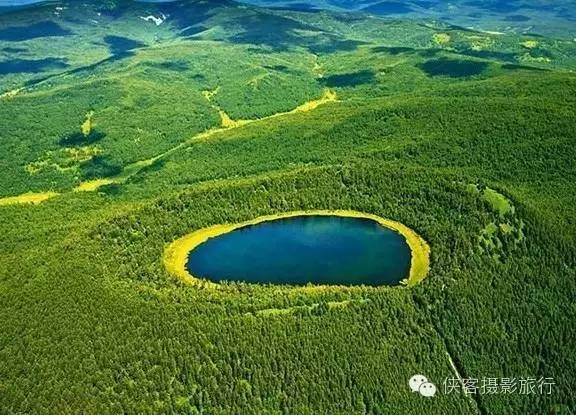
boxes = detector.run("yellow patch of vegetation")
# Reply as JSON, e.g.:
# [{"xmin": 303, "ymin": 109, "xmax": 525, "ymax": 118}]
[
  {"xmin": 219, "ymin": 110, "xmax": 248, "ymax": 129},
  {"xmin": 0, "ymin": 88, "xmax": 23, "ymax": 100},
  {"xmin": 288, "ymin": 89, "xmax": 337, "ymax": 114},
  {"xmin": 521, "ymin": 40, "xmax": 539, "ymax": 49},
  {"xmin": 499, "ymin": 223, "xmax": 514, "ymax": 234},
  {"xmin": 65, "ymin": 146, "xmax": 102, "ymax": 162},
  {"xmin": 74, "ymin": 179, "xmax": 115, "ymax": 192},
  {"xmin": 25, "ymin": 160, "xmax": 49, "ymax": 175},
  {"xmin": 519, "ymin": 53, "xmax": 550, "ymax": 63},
  {"xmin": 201, "ymin": 86, "xmax": 249, "ymax": 128},
  {"xmin": 210, "ymin": 89, "xmax": 336, "ymax": 130},
  {"xmin": 432, "ymin": 33, "xmax": 451, "ymax": 46},
  {"xmin": 81, "ymin": 111, "xmax": 95, "ymax": 137},
  {"xmin": 163, "ymin": 209, "xmax": 430, "ymax": 288},
  {"xmin": 202, "ymin": 86, "xmax": 220, "ymax": 102},
  {"xmin": 0, "ymin": 192, "xmax": 59, "ymax": 207},
  {"xmin": 26, "ymin": 146, "xmax": 102, "ymax": 175},
  {"xmin": 466, "ymin": 35, "xmax": 494, "ymax": 51}
]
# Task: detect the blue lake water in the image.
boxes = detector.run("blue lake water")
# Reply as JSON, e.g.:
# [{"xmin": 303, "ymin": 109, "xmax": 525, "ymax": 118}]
[{"xmin": 187, "ymin": 215, "xmax": 412, "ymax": 286}]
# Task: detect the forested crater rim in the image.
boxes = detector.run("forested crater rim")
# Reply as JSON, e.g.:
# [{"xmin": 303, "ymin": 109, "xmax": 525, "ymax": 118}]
[{"xmin": 163, "ymin": 210, "xmax": 430, "ymax": 288}]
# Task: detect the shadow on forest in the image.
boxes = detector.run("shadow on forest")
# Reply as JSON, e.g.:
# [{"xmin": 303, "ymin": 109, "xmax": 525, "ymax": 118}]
[
  {"xmin": 501, "ymin": 63, "xmax": 548, "ymax": 72},
  {"xmin": 99, "ymin": 183, "xmax": 124, "ymax": 196},
  {"xmin": 0, "ymin": 58, "xmax": 68, "ymax": 75},
  {"xmin": 217, "ymin": 10, "xmax": 367, "ymax": 53},
  {"xmin": 419, "ymin": 58, "xmax": 488, "ymax": 77},
  {"xmin": 104, "ymin": 35, "xmax": 146, "ymax": 59},
  {"xmin": 96, "ymin": 0, "xmax": 217, "ymax": 30},
  {"xmin": 524, "ymin": 48, "xmax": 554, "ymax": 60},
  {"xmin": 321, "ymin": 70, "xmax": 376, "ymax": 87},
  {"xmin": 80, "ymin": 155, "xmax": 122, "ymax": 180},
  {"xmin": 0, "ymin": 21, "xmax": 71, "ymax": 41},
  {"xmin": 97, "ymin": 2, "xmax": 131, "ymax": 19},
  {"xmin": 20, "ymin": 35, "xmax": 149, "ymax": 86},
  {"xmin": 180, "ymin": 25, "xmax": 209, "ymax": 37},
  {"xmin": 504, "ymin": 14, "xmax": 530, "ymax": 22},
  {"xmin": 2, "ymin": 46, "xmax": 26, "ymax": 53},
  {"xmin": 371, "ymin": 46, "xmax": 415, "ymax": 55},
  {"xmin": 372, "ymin": 45, "xmax": 523, "ymax": 67},
  {"xmin": 309, "ymin": 38, "xmax": 367, "ymax": 54},
  {"xmin": 263, "ymin": 64, "xmax": 290, "ymax": 72},
  {"xmin": 371, "ymin": 46, "xmax": 444, "ymax": 58},
  {"xmin": 59, "ymin": 131, "xmax": 106, "ymax": 147},
  {"xmin": 463, "ymin": 0, "xmax": 521, "ymax": 13},
  {"xmin": 463, "ymin": 0, "xmax": 558, "ymax": 14},
  {"xmin": 157, "ymin": 1, "xmax": 217, "ymax": 30},
  {"xmin": 460, "ymin": 49, "xmax": 517, "ymax": 62},
  {"xmin": 128, "ymin": 159, "xmax": 166, "ymax": 184},
  {"xmin": 467, "ymin": 12, "xmax": 483, "ymax": 19},
  {"xmin": 361, "ymin": 1, "xmax": 414, "ymax": 14},
  {"xmin": 228, "ymin": 13, "xmax": 315, "ymax": 51},
  {"xmin": 147, "ymin": 60, "xmax": 190, "ymax": 72},
  {"xmin": 411, "ymin": 0, "xmax": 436, "ymax": 9},
  {"xmin": 265, "ymin": 3, "xmax": 322, "ymax": 12},
  {"xmin": 332, "ymin": 13, "xmax": 369, "ymax": 23}
]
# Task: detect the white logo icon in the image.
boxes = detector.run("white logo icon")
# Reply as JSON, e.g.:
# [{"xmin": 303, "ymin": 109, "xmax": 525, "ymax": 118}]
[
  {"xmin": 419, "ymin": 381, "xmax": 437, "ymax": 397},
  {"xmin": 409, "ymin": 374, "xmax": 428, "ymax": 392},
  {"xmin": 409, "ymin": 374, "xmax": 437, "ymax": 397}
]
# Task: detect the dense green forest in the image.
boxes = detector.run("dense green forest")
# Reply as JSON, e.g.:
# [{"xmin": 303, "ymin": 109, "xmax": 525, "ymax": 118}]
[{"xmin": 0, "ymin": 0, "xmax": 575, "ymax": 414}]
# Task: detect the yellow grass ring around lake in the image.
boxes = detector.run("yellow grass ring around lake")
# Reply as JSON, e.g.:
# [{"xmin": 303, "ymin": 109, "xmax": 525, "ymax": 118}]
[{"xmin": 163, "ymin": 210, "xmax": 430, "ymax": 288}]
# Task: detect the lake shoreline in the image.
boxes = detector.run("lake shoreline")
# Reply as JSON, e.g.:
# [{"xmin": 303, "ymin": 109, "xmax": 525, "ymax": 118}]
[{"xmin": 163, "ymin": 210, "xmax": 430, "ymax": 288}]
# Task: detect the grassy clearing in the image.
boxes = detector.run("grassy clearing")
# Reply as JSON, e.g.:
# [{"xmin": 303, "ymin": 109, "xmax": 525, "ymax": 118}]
[
  {"xmin": 26, "ymin": 146, "xmax": 102, "ymax": 175},
  {"xmin": 286, "ymin": 89, "xmax": 337, "ymax": 114},
  {"xmin": 468, "ymin": 184, "xmax": 514, "ymax": 217},
  {"xmin": 163, "ymin": 209, "xmax": 430, "ymax": 288},
  {"xmin": 80, "ymin": 111, "xmax": 95, "ymax": 137},
  {"xmin": 483, "ymin": 187, "xmax": 514, "ymax": 216},
  {"xmin": 74, "ymin": 179, "xmax": 115, "ymax": 192},
  {"xmin": 0, "ymin": 192, "xmax": 58, "ymax": 206},
  {"xmin": 432, "ymin": 33, "xmax": 451, "ymax": 46},
  {"xmin": 521, "ymin": 40, "xmax": 539, "ymax": 49},
  {"xmin": 218, "ymin": 110, "xmax": 248, "ymax": 128},
  {"xmin": 0, "ymin": 88, "xmax": 23, "ymax": 100}
]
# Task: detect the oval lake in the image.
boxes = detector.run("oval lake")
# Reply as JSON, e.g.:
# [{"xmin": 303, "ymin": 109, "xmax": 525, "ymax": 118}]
[{"xmin": 186, "ymin": 215, "xmax": 412, "ymax": 286}]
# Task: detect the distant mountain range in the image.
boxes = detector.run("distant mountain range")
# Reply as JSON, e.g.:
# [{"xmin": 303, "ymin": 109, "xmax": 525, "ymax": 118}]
[{"xmin": 0, "ymin": 0, "xmax": 574, "ymax": 38}]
